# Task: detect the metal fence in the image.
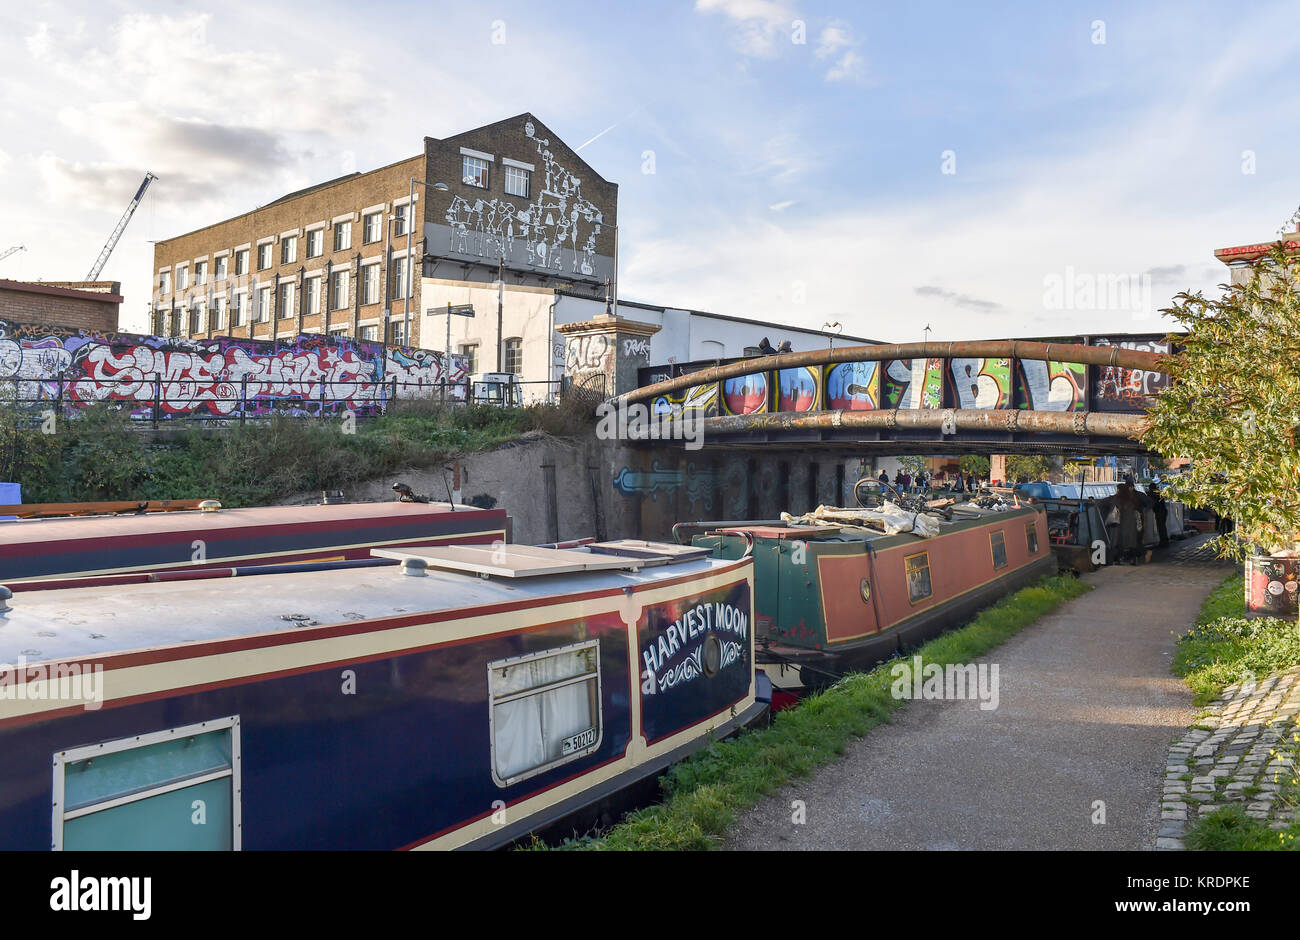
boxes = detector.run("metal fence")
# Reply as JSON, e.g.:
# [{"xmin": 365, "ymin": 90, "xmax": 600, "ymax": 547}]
[{"xmin": 0, "ymin": 376, "xmax": 567, "ymax": 428}]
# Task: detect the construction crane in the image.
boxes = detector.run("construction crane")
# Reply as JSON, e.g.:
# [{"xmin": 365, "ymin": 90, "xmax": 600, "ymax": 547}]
[
  {"xmin": 86, "ymin": 172, "xmax": 157, "ymax": 281},
  {"xmin": 0, "ymin": 245, "xmax": 25, "ymax": 265}
]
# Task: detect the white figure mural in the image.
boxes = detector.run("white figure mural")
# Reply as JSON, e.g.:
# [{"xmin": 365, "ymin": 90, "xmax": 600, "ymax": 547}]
[{"xmin": 445, "ymin": 120, "xmax": 605, "ymax": 277}]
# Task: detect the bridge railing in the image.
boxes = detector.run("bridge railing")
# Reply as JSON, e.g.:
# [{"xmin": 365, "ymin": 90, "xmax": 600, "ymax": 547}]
[{"xmin": 626, "ymin": 336, "xmax": 1176, "ymax": 423}]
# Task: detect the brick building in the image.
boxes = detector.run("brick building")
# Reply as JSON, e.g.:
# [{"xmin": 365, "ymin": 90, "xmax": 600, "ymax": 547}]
[
  {"xmin": 151, "ymin": 113, "xmax": 616, "ymax": 353},
  {"xmin": 0, "ymin": 279, "xmax": 122, "ymax": 332}
]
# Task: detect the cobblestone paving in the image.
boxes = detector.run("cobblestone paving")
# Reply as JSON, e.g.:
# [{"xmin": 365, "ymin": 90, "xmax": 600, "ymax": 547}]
[
  {"xmin": 1164, "ymin": 533, "xmax": 1232, "ymax": 566},
  {"xmin": 1157, "ymin": 667, "xmax": 1300, "ymax": 850}
]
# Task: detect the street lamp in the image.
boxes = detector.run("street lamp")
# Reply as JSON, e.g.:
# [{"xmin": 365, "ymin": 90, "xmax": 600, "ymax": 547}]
[{"xmin": 404, "ymin": 179, "xmax": 450, "ymax": 349}]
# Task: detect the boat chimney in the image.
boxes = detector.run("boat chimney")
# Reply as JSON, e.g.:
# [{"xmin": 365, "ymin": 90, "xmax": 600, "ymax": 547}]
[
  {"xmin": 322, "ymin": 490, "xmax": 346, "ymax": 505},
  {"xmin": 199, "ymin": 499, "xmax": 222, "ymax": 513}
]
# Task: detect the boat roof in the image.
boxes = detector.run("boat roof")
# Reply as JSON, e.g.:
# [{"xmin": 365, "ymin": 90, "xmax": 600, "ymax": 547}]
[
  {"xmin": 0, "ymin": 500, "xmax": 501, "ymax": 548},
  {"xmin": 0, "ymin": 544, "xmax": 736, "ymax": 665},
  {"xmin": 713, "ymin": 504, "xmax": 1038, "ymax": 544}
]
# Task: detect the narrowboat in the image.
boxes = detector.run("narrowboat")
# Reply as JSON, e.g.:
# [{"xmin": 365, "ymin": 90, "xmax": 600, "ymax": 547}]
[
  {"xmin": 0, "ymin": 540, "xmax": 766, "ymax": 850},
  {"xmin": 0, "ymin": 497, "xmax": 509, "ymax": 586},
  {"xmin": 688, "ymin": 501, "xmax": 1054, "ymax": 688}
]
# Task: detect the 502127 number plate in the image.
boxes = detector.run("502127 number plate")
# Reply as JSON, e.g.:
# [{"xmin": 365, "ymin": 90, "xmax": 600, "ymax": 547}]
[{"xmin": 561, "ymin": 727, "xmax": 597, "ymax": 754}]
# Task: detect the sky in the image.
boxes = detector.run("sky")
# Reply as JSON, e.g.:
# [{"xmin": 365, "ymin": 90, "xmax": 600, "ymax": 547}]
[{"xmin": 2, "ymin": 0, "xmax": 1299, "ymax": 341}]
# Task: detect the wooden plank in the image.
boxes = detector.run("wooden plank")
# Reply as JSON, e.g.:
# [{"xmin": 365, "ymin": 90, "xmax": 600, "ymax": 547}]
[
  {"xmin": 0, "ymin": 499, "xmax": 205, "ymax": 519},
  {"xmin": 373, "ymin": 545, "xmax": 644, "ymax": 578}
]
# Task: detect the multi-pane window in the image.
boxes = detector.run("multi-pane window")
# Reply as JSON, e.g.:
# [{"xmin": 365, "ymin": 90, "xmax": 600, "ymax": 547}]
[
  {"xmin": 258, "ymin": 243, "xmax": 272, "ymax": 270},
  {"xmin": 214, "ymin": 256, "xmax": 227, "ymax": 281},
  {"xmin": 334, "ymin": 222, "xmax": 351, "ymax": 252},
  {"xmin": 51, "ymin": 717, "xmax": 240, "ymax": 851},
  {"xmin": 990, "ymin": 530, "xmax": 1008, "ymax": 569},
  {"xmin": 257, "ymin": 286, "xmax": 272, "ymax": 322},
  {"xmin": 305, "ymin": 277, "xmax": 321, "ymax": 316},
  {"xmin": 1026, "ymin": 523, "xmax": 1039, "ymax": 555},
  {"xmin": 905, "ymin": 552, "xmax": 932, "ymax": 603},
  {"xmin": 462, "ymin": 155, "xmax": 489, "ymax": 188},
  {"xmin": 306, "ymin": 229, "xmax": 323, "ymax": 258},
  {"xmin": 231, "ymin": 293, "xmax": 245, "ymax": 327},
  {"xmin": 331, "ymin": 270, "xmax": 349, "ymax": 310},
  {"xmin": 488, "ymin": 640, "xmax": 601, "ymax": 786},
  {"xmin": 360, "ymin": 325, "xmax": 378, "ymax": 342},
  {"xmin": 189, "ymin": 303, "xmax": 203, "ymax": 334},
  {"xmin": 390, "ymin": 256, "xmax": 407, "ymax": 300},
  {"xmin": 504, "ymin": 165, "xmax": 530, "ymax": 198},
  {"xmin": 281, "ymin": 236, "xmax": 297, "ymax": 265},
  {"xmin": 363, "ymin": 212, "xmax": 382, "ymax": 244},
  {"xmin": 278, "ymin": 282, "xmax": 295, "ymax": 319},
  {"xmin": 159, "ymin": 271, "xmax": 171, "ymax": 295},
  {"xmin": 211, "ymin": 296, "xmax": 225, "ymax": 330},
  {"xmin": 176, "ymin": 266, "xmax": 189, "ymax": 290},
  {"xmin": 362, "ymin": 264, "xmax": 380, "ymax": 305},
  {"xmin": 235, "ymin": 249, "xmax": 249, "ymax": 276},
  {"xmin": 393, "ymin": 204, "xmax": 408, "ymax": 236},
  {"xmin": 329, "ymin": 327, "xmax": 348, "ymax": 338},
  {"xmin": 459, "ymin": 343, "xmax": 478, "ymax": 375},
  {"xmin": 388, "ymin": 319, "xmax": 407, "ymax": 346},
  {"xmin": 504, "ymin": 337, "xmax": 522, "ymax": 375},
  {"xmin": 195, "ymin": 261, "xmax": 207, "ymax": 286}
]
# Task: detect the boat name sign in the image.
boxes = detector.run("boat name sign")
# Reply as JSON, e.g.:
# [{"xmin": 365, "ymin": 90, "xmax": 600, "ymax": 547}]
[{"xmin": 641, "ymin": 600, "xmax": 748, "ymax": 691}]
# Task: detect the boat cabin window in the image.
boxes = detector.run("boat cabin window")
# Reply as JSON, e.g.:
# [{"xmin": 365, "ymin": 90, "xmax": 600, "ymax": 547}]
[
  {"xmin": 52, "ymin": 716, "xmax": 240, "ymax": 850},
  {"xmin": 904, "ymin": 552, "xmax": 932, "ymax": 603},
  {"xmin": 990, "ymin": 530, "xmax": 1008, "ymax": 569},
  {"xmin": 1026, "ymin": 522, "xmax": 1039, "ymax": 555},
  {"xmin": 488, "ymin": 640, "xmax": 602, "ymax": 787}
]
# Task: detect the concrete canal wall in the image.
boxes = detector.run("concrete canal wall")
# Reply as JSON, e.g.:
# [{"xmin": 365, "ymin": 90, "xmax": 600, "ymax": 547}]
[{"xmin": 289, "ymin": 433, "xmax": 864, "ymax": 545}]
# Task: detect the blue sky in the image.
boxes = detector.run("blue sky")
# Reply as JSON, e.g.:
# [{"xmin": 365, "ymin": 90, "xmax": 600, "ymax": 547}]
[{"xmin": 2, "ymin": 0, "xmax": 1299, "ymax": 340}]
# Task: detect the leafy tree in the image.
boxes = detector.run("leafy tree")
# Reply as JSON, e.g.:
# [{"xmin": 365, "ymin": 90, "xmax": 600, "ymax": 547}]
[
  {"xmin": 959, "ymin": 454, "xmax": 990, "ymax": 478},
  {"xmin": 1145, "ymin": 243, "xmax": 1300, "ymax": 560},
  {"xmin": 1006, "ymin": 455, "xmax": 1051, "ymax": 482}
]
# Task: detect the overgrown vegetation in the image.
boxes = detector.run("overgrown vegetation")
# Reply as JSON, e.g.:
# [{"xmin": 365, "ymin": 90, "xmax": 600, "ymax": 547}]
[
  {"xmin": 1005, "ymin": 454, "xmax": 1052, "ymax": 482},
  {"xmin": 1175, "ymin": 571, "xmax": 1300, "ymax": 851},
  {"xmin": 1173, "ymin": 573, "xmax": 1300, "ymax": 704},
  {"xmin": 530, "ymin": 574, "xmax": 1091, "ymax": 851},
  {"xmin": 0, "ymin": 400, "xmax": 591, "ymax": 506}
]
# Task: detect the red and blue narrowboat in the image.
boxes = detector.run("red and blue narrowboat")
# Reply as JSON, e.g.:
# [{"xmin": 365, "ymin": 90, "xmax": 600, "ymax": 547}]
[
  {"xmin": 0, "ymin": 498, "xmax": 509, "ymax": 587},
  {"xmin": 689, "ymin": 502, "xmax": 1054, "ymax": 688},
  {"xmin": 0, "ymin": 540, "xmax": 766, "ymax": 850}
]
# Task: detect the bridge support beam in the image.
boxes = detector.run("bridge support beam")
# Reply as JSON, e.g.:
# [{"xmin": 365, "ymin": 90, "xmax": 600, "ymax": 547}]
[{"xmin": 697, "ymin": 408, "xmax": 1148, "ymax": 439}]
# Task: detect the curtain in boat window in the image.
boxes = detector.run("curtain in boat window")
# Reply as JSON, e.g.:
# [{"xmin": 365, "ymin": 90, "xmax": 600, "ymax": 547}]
[{"xmin": 490, "ymin": 644, "xmax": 599, "ymax": 783}]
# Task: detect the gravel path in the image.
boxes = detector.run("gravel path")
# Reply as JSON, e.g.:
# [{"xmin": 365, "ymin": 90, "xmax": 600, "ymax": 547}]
[{"xmin": 724, "ymin": 553, "xmax": 1232, "ymax": 850}]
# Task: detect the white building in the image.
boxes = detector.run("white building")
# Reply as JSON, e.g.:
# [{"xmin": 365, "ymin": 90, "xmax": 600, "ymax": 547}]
[{"xmin": 419, "ymin": 278, "xmax": 881, "ymax": 400}]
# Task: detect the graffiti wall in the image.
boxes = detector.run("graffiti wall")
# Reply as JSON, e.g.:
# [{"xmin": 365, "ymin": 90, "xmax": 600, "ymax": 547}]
[
  {"xmin": 1091, "ymin": 336, "xmax": 1172, "ymax": 412},
  {"xmin": 826, "ymin": 361, "xmax": 879, "ymax": 411},
  {"xmin": 1018, "ymin": 357, "xmax": 1087, "ymax": 412},
  {"xmin": 0, "ymin": 318, "xmax": 468, "ymax": 420},
  {"xmin": 884, "ymin": 358, "xmax": 944, "ymax": 409}
]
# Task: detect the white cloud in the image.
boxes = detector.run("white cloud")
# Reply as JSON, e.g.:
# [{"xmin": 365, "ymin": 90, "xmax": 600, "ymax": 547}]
[
  {"xmin": 769, "ymin": 200, "xmax": 796, "ymax": 211},
  {"xmin": 24, "ymin": 23, "xmax": 51, "ymax": 59},
  {"xmin": 695, "ymin": 0, "xmax": 797, "ymax": 57},
  {"xmin": 815, "ymin": 21, "xmax": 865, "ymax": 82}
]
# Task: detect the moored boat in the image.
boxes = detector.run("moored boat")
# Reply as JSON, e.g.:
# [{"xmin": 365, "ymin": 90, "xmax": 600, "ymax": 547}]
[
  {"xmin": 0, "ymin": 497, "xmax": 509, "ymax": 587},
  {"xmin": 0, "ymin": 539, "xmax": 765, "ymax": 850},
  {"xmin": 687, "ymin": 500, "xmax": 1055, "ymax": 688}
]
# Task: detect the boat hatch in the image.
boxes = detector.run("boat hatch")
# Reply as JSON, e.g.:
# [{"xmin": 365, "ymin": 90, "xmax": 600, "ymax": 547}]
[
  {"xmin": 373, "ymin": 544, "xmax": 656, "ymax": 578},
  {"xmin": 583, "ymin": 540, "xmax": 713, "ymax": 563}
]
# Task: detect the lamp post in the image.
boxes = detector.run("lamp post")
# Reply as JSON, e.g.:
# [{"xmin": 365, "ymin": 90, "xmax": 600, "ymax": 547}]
[{"xmin": 404, "ymin": 179, "xmax": 450, "ymax": 349}]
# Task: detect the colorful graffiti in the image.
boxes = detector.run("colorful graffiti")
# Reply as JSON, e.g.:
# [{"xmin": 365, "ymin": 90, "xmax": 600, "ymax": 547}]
[
  {"xmin": 950, "ymin": 357, "xmax": 1011, "ymax": 409},
  {"xmin": 612, "ymin": 459, "xmax": 746, "ymax": 512},
  {"xmin": 826, "ymin": 361, "xmax": 878, "ymax": 410},
  {"xmin": 723, "ymin": 373, "xmax": 768, "ymax": 415},
  {"xmin": 1018, "ymin": 358, "xmax": 1087, "ymax": 412},
  {"xmin": 1092, "ymin": 337, "xmax": 1171, "ymax": 412},
  {"xmin": 652, "ymin": 382, "xmax": 718, "ymax": 420},
  {"xmin": 0, "ymin": 319, "xmax": 468, "ymax": 419},
  {"xmin": 777, "ymin": 367, "xmax": 819, "ymax": 412},
  {"xmin": 883, "ymin": 358, "xmax": 943, "ymax": 409}
]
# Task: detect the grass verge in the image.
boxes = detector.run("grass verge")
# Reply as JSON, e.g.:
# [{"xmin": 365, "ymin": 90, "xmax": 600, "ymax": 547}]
[
  {"xmin": 1173, "ymin": 570, "xmax": 1300, "ymax": 850},
  {"xmin": 1172, "ymin": 572, "xmax": 1300, "ymax": 705},
  {"xmin": 535, "ymin": 573, "xmax": 1091, "ymax": 851}
]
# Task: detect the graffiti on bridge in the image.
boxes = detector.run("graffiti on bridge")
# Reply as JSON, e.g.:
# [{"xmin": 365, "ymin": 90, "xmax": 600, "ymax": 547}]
[{"xmin": 0, "ymin": 318, "xmax": 468, "ymax": 419}]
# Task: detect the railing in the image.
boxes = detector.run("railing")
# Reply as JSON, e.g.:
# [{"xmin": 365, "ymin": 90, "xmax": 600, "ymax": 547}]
[{"xmin": 0, "ymin": 376, "xmax": 567, "ymax": 428}]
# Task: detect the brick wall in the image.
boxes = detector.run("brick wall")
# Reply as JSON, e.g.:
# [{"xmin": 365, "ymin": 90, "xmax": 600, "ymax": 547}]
[
  {"xmin": 152, "ymin": 154, "xmax": 427, "ymax": 345},
  {"xmin": 0, "ymin": 280, "xmax": 122, "ymax": 333}
]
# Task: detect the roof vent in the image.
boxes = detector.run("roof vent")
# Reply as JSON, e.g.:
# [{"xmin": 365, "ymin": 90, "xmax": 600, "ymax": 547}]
[
  {"xmin": 400, "ymin": 558, "xmax": 428, "ymax": 578},
  {"xmin": 322, "ymin": 490, "xmax": 346, "ymax": 505},
  {"xmin": 199, "ymin": 499, "xmax": 222, "ymax": 513},
  {"xmin": 0, "ymin": 585, "xmax": 11, "ymax": 613}
]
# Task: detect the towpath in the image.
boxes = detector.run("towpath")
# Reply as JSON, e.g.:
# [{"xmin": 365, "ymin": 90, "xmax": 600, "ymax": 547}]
[{"xmin": 724, "ymin": 545, "xmax": 1232, "ymax": 850}]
